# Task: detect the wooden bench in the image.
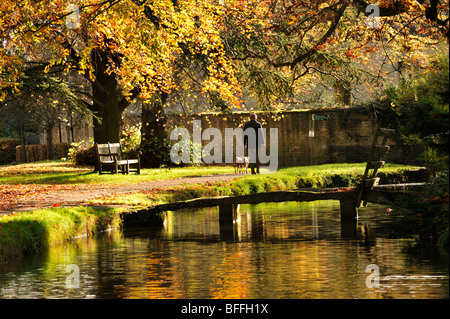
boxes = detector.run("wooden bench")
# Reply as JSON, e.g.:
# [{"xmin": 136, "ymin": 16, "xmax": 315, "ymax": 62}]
[{"xmin": 95, "ymin": 142, "xmax": 140, "ymax": 175}]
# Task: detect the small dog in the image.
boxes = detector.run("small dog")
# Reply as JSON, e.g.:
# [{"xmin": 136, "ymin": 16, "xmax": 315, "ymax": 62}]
[{"xmin": 234, "ymin": 156, "xmax": 249, "ymax": 174}]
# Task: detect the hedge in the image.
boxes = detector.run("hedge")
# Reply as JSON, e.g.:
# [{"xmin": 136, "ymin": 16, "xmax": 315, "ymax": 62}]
[
  {"xmin": 0, "ymin": 138, "xmax": 21, "ymax": 165},
  {"xmin": 15, "ymin": 143, "xmax": 70, "ymax": 163}
]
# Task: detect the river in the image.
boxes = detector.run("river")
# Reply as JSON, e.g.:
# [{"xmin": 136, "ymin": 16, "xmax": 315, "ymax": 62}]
[{"xmin": 0, "ymin": 200, "xmax": 448, "ymax": 299}]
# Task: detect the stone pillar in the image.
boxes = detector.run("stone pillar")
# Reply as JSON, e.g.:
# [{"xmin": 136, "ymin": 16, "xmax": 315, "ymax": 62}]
[
  {"xmin": 340, "ymin": 199, "xmax": 358, "ymax": 221},
  {"xmin": 340, "ymin": 199, "xmax": 358, "ymax": 238},
  {"xmin": 219, "ymin": 204, "xmax": 239, "ymax": 240}
]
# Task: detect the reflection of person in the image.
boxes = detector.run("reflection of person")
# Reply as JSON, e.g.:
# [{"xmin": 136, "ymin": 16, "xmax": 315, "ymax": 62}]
[{"xmin": 243, "ymin": 114, "xmax": 265, "ymax": 174}]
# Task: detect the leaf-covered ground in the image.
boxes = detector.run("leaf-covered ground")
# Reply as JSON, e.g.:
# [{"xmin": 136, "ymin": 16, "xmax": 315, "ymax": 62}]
[{"xmin": 0, "ymin": 161, "xmax": 240, "ymax": 213}]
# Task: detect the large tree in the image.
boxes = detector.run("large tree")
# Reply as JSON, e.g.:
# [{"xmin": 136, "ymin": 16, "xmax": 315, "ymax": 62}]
[
  {"xmin": 0, "ymin": 0, "xmax": 240, "ymax": 150},
  {"xmin": 1, "ymin": 0, "xmax": 448, "ymax": 167}
]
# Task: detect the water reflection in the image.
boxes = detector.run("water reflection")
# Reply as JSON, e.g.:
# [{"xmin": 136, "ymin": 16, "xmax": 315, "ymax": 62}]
[
  {"xmin": 162, "ymin": 201, "xmax": 365, "ymax": 242},
  {"xmin": 0, "ymin": 201, "xmax": 448, "ymax": 299}
]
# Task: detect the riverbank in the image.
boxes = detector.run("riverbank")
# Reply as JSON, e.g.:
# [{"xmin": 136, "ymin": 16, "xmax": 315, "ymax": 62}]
[
  {"xmin": 0, "ymin": 162, "xmax": 428, "ymax": 262},
  {"xmin": 0, "ymin": 206, "xmax": 123, "ymax": 263}
]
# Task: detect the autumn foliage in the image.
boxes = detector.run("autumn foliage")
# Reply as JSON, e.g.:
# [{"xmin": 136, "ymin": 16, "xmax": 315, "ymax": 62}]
[{"xmin": 0, "ymin": 0, "xmax": 448, "ymax": 162}]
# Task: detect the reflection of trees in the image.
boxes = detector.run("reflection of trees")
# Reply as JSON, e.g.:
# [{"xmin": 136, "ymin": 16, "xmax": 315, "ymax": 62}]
[
  {"xmin": 1, "ymin": 202, "xmax": 447, "ymax": 298},
  {"xmin": 115, "ymin": 230, "xmax": 449, "ymax": 298}
]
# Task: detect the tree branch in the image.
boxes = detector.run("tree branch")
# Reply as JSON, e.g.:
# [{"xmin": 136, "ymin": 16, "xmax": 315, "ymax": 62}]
[
  {"xmin": 353, "ymin": 0, "xmax": 409, "ymax": 17},
  {"xmin": 354, "ymin": 0, "xmax": 449, "ymax": 39},
  {"xmin": 289, "ymin": 2, "xmax": 348, "ymax": 69},
  {"xmin": 73, "ymin": 89, "xmax": 104, "ymax": 110},
  {"xmin": 119, "ymin": 86, "xmax": 141, "ymax": 111},
  {"xmin": 80, "ymin": 99, "xmax": 96, "ymax": 112}
]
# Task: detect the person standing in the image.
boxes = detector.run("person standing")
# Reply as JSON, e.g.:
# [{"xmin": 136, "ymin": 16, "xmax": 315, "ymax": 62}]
[{"xmin": 243, "ymin": 114, "xmax": 265, "ymax": 174}]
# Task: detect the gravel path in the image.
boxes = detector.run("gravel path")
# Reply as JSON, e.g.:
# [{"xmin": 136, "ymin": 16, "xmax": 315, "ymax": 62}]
[{"xmin": 0, "ymin": 173, "xmax": 242, "ymax": 215}]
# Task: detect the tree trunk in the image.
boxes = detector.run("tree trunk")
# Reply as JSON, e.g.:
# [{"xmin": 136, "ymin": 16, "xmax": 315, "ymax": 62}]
[
  {"xmin": 88, "ymin": 49, "xmax": 130, "ymax": 171},
  {"xmin": 19, "ymin": 120, "xmax": 27, "ymax": 163},
  {"xmin": 46, "ymin": 126, "xmax": 54, "ymax": 160},
  {"xmin": 334, "ymin": 80, "xmax": 352, "ymax": 106},
  {"xmin": 92, "ymin": 95, "xmax": 122, "ymax": 144},
  {"xmin": 140, "ymin": 91, "xmax": 170, "ymax": 168},
  {"xmin": 91, "ymin": 54, "xmax": 123, "ymax": 144}
]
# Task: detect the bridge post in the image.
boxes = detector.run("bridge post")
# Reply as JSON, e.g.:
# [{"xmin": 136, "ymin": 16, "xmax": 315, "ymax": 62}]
[
  {"xmin": 340, "ymin": 199, "xmax": 358, "ymax": 221},
  {"xmin": 219, "ymin": 204, "xmax": 239, "ymax": 223},
  {"xmin": 219, "ymin": 204, "xmax": 239, "ymax": 239}
]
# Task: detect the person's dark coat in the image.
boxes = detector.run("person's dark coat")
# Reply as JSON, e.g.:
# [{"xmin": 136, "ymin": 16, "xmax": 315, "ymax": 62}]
[{"xmin": 243, "ymin": 119, "xmax": 265, "ymax": 148}]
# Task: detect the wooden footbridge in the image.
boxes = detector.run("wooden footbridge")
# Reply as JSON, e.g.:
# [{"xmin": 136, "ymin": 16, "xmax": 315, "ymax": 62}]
[{"xmin": 122, "ymin": 128, "xmax": 427, "ymax": 227}]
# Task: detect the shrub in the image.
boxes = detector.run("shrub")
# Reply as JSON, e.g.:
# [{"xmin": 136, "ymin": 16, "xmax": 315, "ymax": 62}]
[
  {"xmin": 0, "ymin": 138, "xmax": 20, "ymax": 164},
  {"xmin": 53, "ymin": 143, "xmax": 70, "ymax": 159},
  {"xmin": 376, "ymin": 52, "xmax": 449, "ymax": 173},
  {"xmin": 74, "ymin": 146, "xmax": 96, "ymax": 166},
  {"xmin": 121, "ymin": 123, "xmax": 141, "ymax": 154},
  {"xmin": 68, "ymin": 140, "xmax": 96, "ymax": 166}
]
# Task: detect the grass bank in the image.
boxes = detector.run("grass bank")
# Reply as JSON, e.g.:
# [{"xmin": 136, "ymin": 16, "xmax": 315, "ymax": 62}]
[
  {"xmin": 89, "ymin": 163, "xmax": 424, "ymax": 206},
  {"xmin": 0, "ymin": 206, "xmax": 123, "ymax": 262}
]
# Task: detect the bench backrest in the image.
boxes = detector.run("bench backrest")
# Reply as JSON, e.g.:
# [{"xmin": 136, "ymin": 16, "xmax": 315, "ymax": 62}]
[
  {"xmin": 96, "ymin": 142, "xmax": 123, "ymax": 163},
  {"xmin": 108, "ymin": 143, "xmax": 122, "ymax": 159}
]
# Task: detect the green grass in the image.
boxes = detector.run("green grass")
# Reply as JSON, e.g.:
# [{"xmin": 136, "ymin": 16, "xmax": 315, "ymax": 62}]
[{"xmin": 0, "ymin": 206, "xmax": 124, "ymax": 262}]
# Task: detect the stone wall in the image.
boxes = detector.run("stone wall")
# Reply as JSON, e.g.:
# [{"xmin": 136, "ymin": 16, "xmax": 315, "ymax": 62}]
[
  {"xmin": 167, "ymin": 108, "xmax": 404, "ymax": 167},
  {"xmin": 39, "ymin": 118, "xmax": 94, "ymax": 145},
  {"xmin": 36, "ymin": 107, "xmax": 419, "ymax": 167}
]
